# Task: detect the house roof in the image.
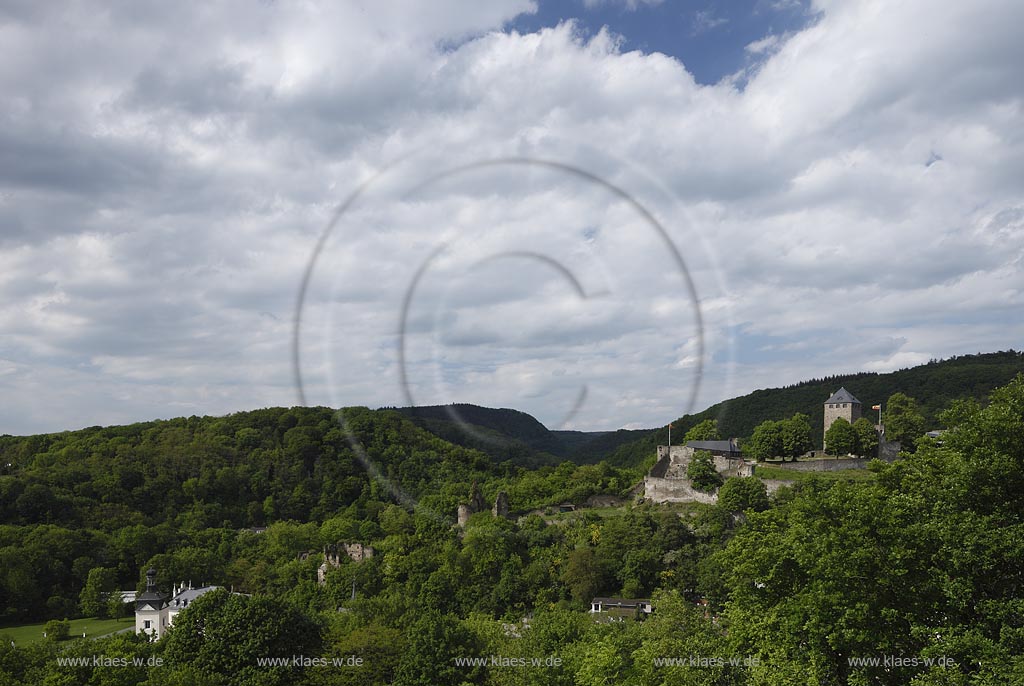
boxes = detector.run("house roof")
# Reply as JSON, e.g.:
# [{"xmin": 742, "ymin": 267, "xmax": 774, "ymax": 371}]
[
  {"xmin": 169, "ymin": 585, "xmax": 221, "ymax": 609},
  {"xmin": 825, "ymin": 387, "xmax": 861, "ymax": 405},
  {"xmin": 134, "ymin": 591, "xmax": 166, "ymax": 611}
]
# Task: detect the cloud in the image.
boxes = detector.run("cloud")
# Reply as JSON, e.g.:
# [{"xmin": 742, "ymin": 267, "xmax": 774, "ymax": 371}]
[
  {"xmin": 582, "ymin": 0, "xmax": 664, "ymax": 10},
  {"xmin": 1, "ymin": 0, "xmax": 1023, "ymax": 434},
  {"xmin": 691, "ymin": 9, "xmax": 728, "ymax": 35},
  {"xmin": 745, "ymin": 33, "xmax": 782, "ymax": 55}
]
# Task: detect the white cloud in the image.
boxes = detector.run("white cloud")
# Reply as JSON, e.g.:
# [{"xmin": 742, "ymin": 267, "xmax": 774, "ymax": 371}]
[
  {"xmin": 691, "ymin": 9, "xmax": 728, "ymax": 35},
  {"xmin": 582, "ymin": 0, "xmax": 664, "ymax": 10},
  {"xmin": 1, "ymin": 0, "xmax": 1023, "ymax": 434}
]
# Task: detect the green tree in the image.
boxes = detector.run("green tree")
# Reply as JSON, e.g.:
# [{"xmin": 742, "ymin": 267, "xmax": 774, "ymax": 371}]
[
  {"xmin": 687, "ymin": 451, "xmax": 723, "ymax": 492},
  {"xmin": 825, "ymin": 417, "xmax": 857, "ymax": 455},
  {"xmin": 746, "ymin": 420, "xmax": 783, "ymax": 461},
  {"xmin": 683, "ymin": 419, "xmax": 721, "ymax": 442},
  {"xmin": 80, "ymin": 567, "xmax": 117, "ymax": 618},
  {"xmin": 378, "ymin": 504, "xmax": 414, "ymax": 537},
  {"xmin": 630, "ymin": 589, "xmax": 741, "ymax": 686},
  {"xmin": 852, "ymin": 417, "xmax": 879, "ymax": 457},
  {"xmin": 43, "ymin": 619, "xmax": 70, "ymax": 641},
  {"xmin": 780, "ymin": 413, "xmax": 813, "ymax": 459},
  {"xmin": 562, "ymin": 547, "xmax": 611, "ymax": 604},
  {"xmin": 235, "ymin": 427, "xmax": 261, "ymax": 452},
  {"xmin": 163, "ymin": 589, "xmax": 322, "ymax": 686},
  {"xmin": 316, "ymin": 623, "xmax": 405, "ymax": 686},
  {"xmin": 709, "ymin": 376, "xmax": 1024, "ymax": 685},
  {"xmin": 106, "ymin": 590, "xmax": 128, "ymax": 621},
  {"xmin": 884, "ymin": 392, "xmax": 926, "ymax": 450},
  {"xmin": 393, "ymin": 611, "xmax": 485, "ymax": 686},
  {"xmin": 717, "ymin": 477, "xmax": 769, "ymax": 512}
]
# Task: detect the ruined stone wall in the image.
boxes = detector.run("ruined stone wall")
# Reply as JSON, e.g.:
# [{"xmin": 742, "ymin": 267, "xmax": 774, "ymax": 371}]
[
  {"xmin": 770, "ymin": 457, "xmax": 872, "ymax": 472},
  {"xmin": 769, "ymin": 448, "xmax": 902, "ymax": 472},
  {"xmin": 878, "ymin": 441, "xmax": 901, "ymax": 461},
  {"xmin": 713, "ymin": 456, "xmax": 755, "ymax": 477},
  {"xmin": 760, "ymin": 478, "xmax": 798, "ymax": 495},
  {"xmin": 643, "ymin": 477, "xmax": 718, "ymax": 504}
]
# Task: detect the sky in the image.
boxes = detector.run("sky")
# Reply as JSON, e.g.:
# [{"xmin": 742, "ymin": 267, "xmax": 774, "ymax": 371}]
[{"xmin": 1, "ymin": 0, "xmax": 1023, "ymax": 435}]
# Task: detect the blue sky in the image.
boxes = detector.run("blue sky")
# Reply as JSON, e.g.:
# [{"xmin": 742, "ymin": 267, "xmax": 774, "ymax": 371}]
[
  {"xmin": 510, "ymin": 0, "xmax": 815, "ymax": 85},
  {"xmin": 1, "ymin": 1, "xmax": 1023, "ymax": 434}
]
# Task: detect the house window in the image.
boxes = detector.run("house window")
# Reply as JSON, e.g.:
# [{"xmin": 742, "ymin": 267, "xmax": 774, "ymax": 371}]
[{"xmin": 144, "ymin": 620, "xmax": 151, "ymax": 629}]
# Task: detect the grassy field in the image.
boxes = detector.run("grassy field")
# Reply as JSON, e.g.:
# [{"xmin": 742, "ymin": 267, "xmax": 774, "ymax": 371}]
[
  {"xmin": 754, "ymin": 464, "xmax": 877, "ymax": 482},
  {"xmin": 0, "ymin": 616, "xmax": 134, "ymax": 645}
]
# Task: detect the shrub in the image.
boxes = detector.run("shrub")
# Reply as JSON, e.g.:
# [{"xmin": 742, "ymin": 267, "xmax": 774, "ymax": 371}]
[{"xmin": 43, "ymin": 619, "xmax": 71, "ymax": 641}]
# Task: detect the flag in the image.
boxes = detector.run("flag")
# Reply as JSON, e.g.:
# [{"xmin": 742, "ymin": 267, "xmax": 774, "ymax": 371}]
[{"xmin": 871, "ymin": 404, "xmax": 881, "ymax": 410}]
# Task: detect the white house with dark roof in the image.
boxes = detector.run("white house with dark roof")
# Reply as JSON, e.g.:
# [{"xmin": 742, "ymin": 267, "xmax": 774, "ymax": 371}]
[
  {"xmin": 134, "ymin": 568, "xmax": 167, "ymax": 638},
  {"xmin": 134, "ymin": 567, "xmax": 223, "ymax": 639}
]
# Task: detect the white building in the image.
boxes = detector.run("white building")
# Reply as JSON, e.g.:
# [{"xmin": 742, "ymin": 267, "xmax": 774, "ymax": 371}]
[{"xmin": 134, "ymin": 568, "xmax": 222, "ymax": 639}]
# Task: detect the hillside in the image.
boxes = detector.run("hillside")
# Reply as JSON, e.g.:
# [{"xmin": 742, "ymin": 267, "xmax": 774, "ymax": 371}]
[
  {"xmin": 0, "ymin": 404, "xmax": 641, "ymax": 623},
  {"xmin": 392, "ymin": 403, "xmax": 649, "ymax": 466},
  {"xmin": 606, "ymin": 350, "xmax": 1024, "ymax": 467}
]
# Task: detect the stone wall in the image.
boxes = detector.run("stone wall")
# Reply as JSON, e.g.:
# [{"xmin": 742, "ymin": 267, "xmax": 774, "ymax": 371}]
[
  {"xmin": 760, "ymin": 478, "xmax": 798, "ymax": 495},
  {"xmin": 878, "ymin": 440, "xmax": 901, "ymax": 461},
  {"xmin": 768, "ymin": 446, "xmax": 902, "ymax": 472},
  {"xmin": 715, "ymin": 455, "xmax": 755, "ymax": 477},
  {"xmin": 769, "ymin": 457, "xmax": 873, "ymax": 472},
  {"xmin": 643, "ymin": 477, "xmax": 718, "ymax": 504},
  {"xmin": 653, "ymin": 445, "xmax": 754, "ymax": 478}
]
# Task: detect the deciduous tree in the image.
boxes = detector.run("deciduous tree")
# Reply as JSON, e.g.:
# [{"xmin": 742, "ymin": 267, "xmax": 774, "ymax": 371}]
[
  {"xmin": 687, "ymin": 451, "xmax": 723, "ymax": 492},
  {"xmin": 746, "ymin": 420, "xmax": 783, "ymax": 461},
  {"xmin": 884, "ymin": 393, "xmax": 926, "ymax": 450},
  {"xmin": 825, "ymin": 417, "xmax": 857, "ymax": 455},
  {"xmin": 717, "ymin": 477, "xmax": 769, "ymax": 513},
  {"xmin": 852, "ymin": 417, "xmax": 879, "ymax": 457},
  {"xmin": 684, "ymin": 419, "xmax": 721, "ymax": 442}
]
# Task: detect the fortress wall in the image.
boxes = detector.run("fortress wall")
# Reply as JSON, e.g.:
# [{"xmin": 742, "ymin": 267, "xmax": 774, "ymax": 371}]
[
  {"xmin": 760, "ymin": 479, "xmax": 798, "ymax": 495},
  {"xmin": 767, "ymin": 446, "xmax": 901, "ymax": 472},
  {"xmin": 643, "ymin": 477, "xmax": 718, "ymax": 504},
  {"xmin": 769, "ymin": 457, "xmax": 873, "ymax": 472}
]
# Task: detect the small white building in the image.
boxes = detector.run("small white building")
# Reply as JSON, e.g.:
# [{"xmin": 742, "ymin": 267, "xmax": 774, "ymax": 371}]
[
  {"xmin": 134, "ymin": 568, "xmax": 222, "ymax": 639},
  {"xmin": 589, "ymin": 597, "xmax": 653, "ymax": 615}
]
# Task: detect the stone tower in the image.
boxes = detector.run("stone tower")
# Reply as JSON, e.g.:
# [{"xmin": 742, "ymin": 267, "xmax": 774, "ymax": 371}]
[
  {"xmin": 823, "ymin": 387, "xmax": 861, "ymax": 449},
  {"xmin": 492, "ymin": 491, "xmax": 510, "ymax": 519}
]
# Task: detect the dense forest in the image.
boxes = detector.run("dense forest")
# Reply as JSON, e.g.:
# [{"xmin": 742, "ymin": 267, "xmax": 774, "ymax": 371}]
[
  {"xmin": 1, "ymin": 362, "xmax": 1023, "ymax": 684},
  {"xmin": 0, "ymin": 406, "xmax": 640, "ymax": 625},
  {"xmin": 605, "ymin": 350, "xmax": 1024, "ymax": 467},
  {"xmin": 392, "ymin": 403, "xmax": 648, "ymax": 467}
]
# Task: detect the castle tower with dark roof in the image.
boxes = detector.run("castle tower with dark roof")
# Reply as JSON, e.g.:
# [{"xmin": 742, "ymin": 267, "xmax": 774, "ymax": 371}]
[{"xmin": 824, "ymin": 387, "xmax": 861, "ymax": 449}]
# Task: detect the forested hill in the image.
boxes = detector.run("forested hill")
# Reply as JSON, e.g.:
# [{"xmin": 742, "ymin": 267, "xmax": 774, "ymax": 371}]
[
  {"xmin": 606, "ymin": 350, "xmax": 1024, "ymax": 467},
  {"xmin": 0, "ymin": 404, "xmax": 641, "ymax": 622},
  {"xmin": 392, "ymin": 403, "xmax": 649, "ymax": 466},
  {"xmin": 0, "ymin": 406, "xmax": 500, "ymax": 532}
]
